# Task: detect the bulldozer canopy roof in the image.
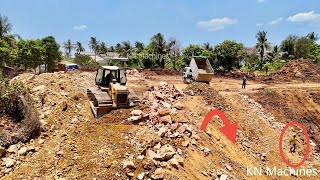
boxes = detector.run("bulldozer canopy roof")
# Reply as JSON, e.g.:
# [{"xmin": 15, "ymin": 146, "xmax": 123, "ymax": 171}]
[{"xmin": 101, "ymin": 66, "xmax": 119, "ymax": 70}]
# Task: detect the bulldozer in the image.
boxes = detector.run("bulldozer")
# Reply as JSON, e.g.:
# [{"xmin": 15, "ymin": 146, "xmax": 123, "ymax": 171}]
[{"xmin": 87, "ymin": 66, "xmax": 140, "ymax": 118}]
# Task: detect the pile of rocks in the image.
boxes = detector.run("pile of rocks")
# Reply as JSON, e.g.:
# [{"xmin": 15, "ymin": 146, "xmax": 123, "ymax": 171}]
[
  {"xmin": 0, "ymin": 143, "xmax": 37, "ymax": 175},
  {"xmin": 124, "ymin": 81, "xmax": 209, "ymax": 179},
  {"xmin": 126, "ymin": 69, "xmax": 143, "ymax": 77}
]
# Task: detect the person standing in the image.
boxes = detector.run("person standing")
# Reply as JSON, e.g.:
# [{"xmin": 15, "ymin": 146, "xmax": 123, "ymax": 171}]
[{"xmin": 242, "ymin": 76, "xmax": 247, "ymax": 89}]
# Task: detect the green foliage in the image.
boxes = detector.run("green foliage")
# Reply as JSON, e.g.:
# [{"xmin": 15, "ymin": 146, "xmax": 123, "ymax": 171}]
[
  {"xmin": 41, "ymin": 36, "xmax": 62, "ymax": 72},
  {"xmin": 74, "ymin": 54, "xmax": 94, "ymax": 65},
  {"xmin": 0, "ymin": 78, "xmax": 28, "ymax": 122},
  {"xmin": 74, "ymin": 54, "xmax": 100, "ymax": 71},
  {"xmin": 0, "ymin": 36, "xmax": 17, "ymax": 66},
  {"xmin": 63, "ymin": 39, "xmax": 74, "ymax": 57},
  {"xmin": 16, "ymin": 39, "xmax": 44, "ymax": 69},
  {"xmin": 99, "ymin": 42, "xmax": 108, "ymax": 54},
  {"xmin": 182, "ymin": 45, "xmax": 204, "ymax": 66},
  {"xmin": 0, "ymin": 14, "xmax": 12, "ymax": 38},
  {"xmin": 75, "ymin": 41, "xmax": 85, "ymax": 53},
  {"xmin": 255, "ymin": 31, "xmax": 271, "ymax": 69},
  {"xmin": 140, "ymin": 45, "xmax": 156, "ymax": 69},
  {"xmin": 294, "ymin": 37, "xmax": 313, "ymax": 59},
  {"xmin": 213, "ymin": 40, "xmax": 244, "ymax": 71},
  {"xmin": 280, "ymin": 35, "xmax": 298, "ymax": 59},
  {"xmin": 262, "ymin": 62, "xmax": 284, "ymax": 73},
  {"xmin": 244, "ymin": 52, "xmax": 259, "ymax": 71},
  {"xmin": 265, "ymin": 88, "xmax": 275, "ymax": 96},
  {"xmin": 309, "ymin": 44, "xmax": 320, "ymax": 63},
  {"xmin": 89, "ymin": 37, "xmax": 99, "ymax": 54}
]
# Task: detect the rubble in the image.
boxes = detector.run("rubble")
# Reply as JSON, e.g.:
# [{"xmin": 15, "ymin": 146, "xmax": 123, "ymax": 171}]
[
  {"xmin": 123, "ymin": 160, "xmax": 136, "ymax": 169},
  {"xmin": 151, "ymin": 168, "xmax": 164, "ymax": 179},
  {"xmin": 2, "ymin": 158, "xmax": 15, "ymax": 168}
]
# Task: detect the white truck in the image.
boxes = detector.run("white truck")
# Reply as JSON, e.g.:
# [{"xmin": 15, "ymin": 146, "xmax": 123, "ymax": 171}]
[{"xmin": 183, "ymin": 56, "xmax": 214, "ymax": 84}]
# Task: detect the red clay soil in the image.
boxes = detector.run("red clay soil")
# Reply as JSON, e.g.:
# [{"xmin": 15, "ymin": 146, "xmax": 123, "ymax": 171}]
[
  {"xmin": 249, "ymin": 88, "xmax": 320, "ymax": 153},
  {"xmin": 256, "ymin": 60, "xmax": 320, "ymax": 83},
  {"xmin": 139, "ymin": 69, "xmax": 181, "ymax": 76}
]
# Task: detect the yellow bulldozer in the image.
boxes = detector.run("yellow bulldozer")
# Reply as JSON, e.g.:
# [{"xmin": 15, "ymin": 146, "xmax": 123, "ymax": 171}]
[{"xmin": 87, "ymin": 66, "xmax": 139, "ymax": 118}]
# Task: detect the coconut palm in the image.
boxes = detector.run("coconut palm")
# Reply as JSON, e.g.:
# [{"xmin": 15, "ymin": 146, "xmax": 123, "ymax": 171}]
[
  {"xmin": 76, "ymin": 41, "xmax": 85, "ymax": 53},
  {"xmin": 203, "ymin": 42, "xmax": 212, "ymax": 51},
  {"xmin": 99, "ymin": 42, "xmax": 108, "ymax": 54},
  {"xmin": 307, "ymin": 32, "xmax": 319, "ymax": 42},
  {"xmin": 134, "ymin": 41, "xmax": 144, "ymax": 53},
  {"xmin": 0, "ymin": 14, "xmax": 12, "ymax": 39},
  {"xmin": 120, "ymin": 41, "xmax": 131, "ymax": 57},
  {"xmin": 150, "ymin": 33, "xmax": 167, "ymax": 68},
  {"xmin": 89, "ymin": 37, "xmax": 99, "ymax": 60},
  {"xmin": 168, "ymin": 37, "xmax": 181, "ymax": 70},
  {"xmin": 255, "ymin": 31, "xmax": 271, "ymax": 69},
  {"xmin": 63, "ymin": 39, "xmax": 74, "ymax": 57}
]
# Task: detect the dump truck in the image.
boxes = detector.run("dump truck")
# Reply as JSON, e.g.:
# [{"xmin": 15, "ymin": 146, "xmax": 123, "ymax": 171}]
[
  {"xmin": 87, "ymin": 66, "xmax": 140, "ymax": 118},
  {"xmin": 183, "ymin": 56, "xmax": 214, "ymax": 83}
]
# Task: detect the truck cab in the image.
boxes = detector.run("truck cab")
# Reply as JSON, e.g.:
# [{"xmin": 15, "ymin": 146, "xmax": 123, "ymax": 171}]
[{"xmin": 183, "ymin": 67, "xmax": 193, "ymax": 83}]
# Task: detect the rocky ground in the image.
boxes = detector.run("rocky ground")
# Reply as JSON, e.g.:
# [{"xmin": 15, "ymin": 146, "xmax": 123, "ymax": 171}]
[{"xmin": 0, "ymin": 67, "xmax": 319, "ymax": 179}]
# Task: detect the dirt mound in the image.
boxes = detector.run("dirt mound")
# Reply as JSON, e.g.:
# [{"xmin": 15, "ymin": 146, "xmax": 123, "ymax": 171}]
[
  {"xmin": 258, "ymin": 60, "xmax": 320, "ymax": 83},
  {"xmin": 249, "ymin": 88, "xmax": 320, "ymax": 153},
  {"xmin": 184, "ymin": 82, "xmax": 226, "ymax": 110},
  {"xmin": 139, "ymin": 69, "xmax": 181, "ymax": 76}
]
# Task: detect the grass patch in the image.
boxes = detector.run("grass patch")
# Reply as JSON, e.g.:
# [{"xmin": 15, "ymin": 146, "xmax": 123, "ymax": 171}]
[{"xmin": 265, "ymin": 88, "xmax": 275, "ymax": 95}]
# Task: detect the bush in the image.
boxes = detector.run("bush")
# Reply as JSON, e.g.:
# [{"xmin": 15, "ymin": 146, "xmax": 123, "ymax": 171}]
[
  {"xmin": 74, "ymin": 54, "xmax": 100, "ymax": 71},
  {"xmin": 0, "ymin": 79, "xmax": 29, "ymax": 122},
  {"xmin": 0, "ymin": 78, "xmax": 40, "ymax": 147},
  {"xmin": 265, "ymin": 88, "xmax": 275, "ymax": 95}
]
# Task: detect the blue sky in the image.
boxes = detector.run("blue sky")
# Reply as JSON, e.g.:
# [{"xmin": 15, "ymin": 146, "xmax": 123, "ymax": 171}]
[{"xmin": 1, "ymin": 0, "xmax": 320, "ymax": 49}]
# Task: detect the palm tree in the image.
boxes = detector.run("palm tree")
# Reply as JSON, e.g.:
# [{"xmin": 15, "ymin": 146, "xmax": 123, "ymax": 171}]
[
  {"xmin": 167, "ymin": 37, "xmax": 181, "ymax": 70},
  {"xmin": 0, "ymin": 14, "xmax": 12, "ymax": 39},
  {"xmin": 134, "ymin": 41, "xmax": 144, "ymax": 53},
  {"xmin": 63, "ymin": 39, "xmax": 74, "ymax": 57},
  {"xmin": 150, "ymin": 33, "xmax": 167, "ymax": 68},
  {"xmin": 120, "ymin": 41, "xmax": 131, "ymax": 57},
  {"xmin": 255, "ymin": 31, "xmax": 271, "ymax": 69},
  {"xmin": 203, "ymin": 42, "xmax": 212, "ymax": 51},
  {"xmin": 99, "ymin": 42, "xmax": 108, "ymax": 54},
  {"xmin": 89, "ymin": 37, "xmax": 99, "ymax": 60},
  {"xmin": 307, "ymin": 32, "xmax": 319, "ymax": 42},
  {"xmin": 76, "ymin": 41, "xmax": 85, "ymax": 53}
]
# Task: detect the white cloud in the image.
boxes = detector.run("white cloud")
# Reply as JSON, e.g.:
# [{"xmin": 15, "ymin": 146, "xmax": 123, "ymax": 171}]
[
  {"xmin": 287, "ymin": 11, "xmax": 320, "ymax": 23},
  {"xmin": 269, "ymin": 17, "xmax": 283, "ymax": 25},
  {"xmin": 256, "ymin": 23, "xmax": 264, "ymax": 27},
  {"xmin": 197, "ymin": 18, "xmax": 238, "ymax": 31},
  {"xmin": 257, "ymin": 0, "xmax": 266, "ymax": 3},
  {"xmin": 73, "ymin": 25, "xmax": 87, "ymax": 31}
]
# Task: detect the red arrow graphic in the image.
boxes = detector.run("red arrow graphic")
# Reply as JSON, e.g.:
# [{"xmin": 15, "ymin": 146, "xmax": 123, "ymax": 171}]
[{"xmin": 200, "ymin": 109, "xmax": 237, "ymax": 144}]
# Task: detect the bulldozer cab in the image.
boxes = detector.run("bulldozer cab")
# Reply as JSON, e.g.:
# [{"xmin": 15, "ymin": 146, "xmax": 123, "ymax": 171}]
[{"xmin": 95, "ymin": 66, "xmax": 127, "ymax": 87}]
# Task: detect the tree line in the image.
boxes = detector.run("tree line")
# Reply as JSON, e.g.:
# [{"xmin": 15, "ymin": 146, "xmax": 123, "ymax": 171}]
[
  {"xmin": 1, "ymin": 13, "xmax": 319, "ymax": 74},
  {"xmin": 0, "ymin": 14, "xmax": 61, "ymax": 72},
  {"xmin": 65, "ymin": 31, "xmax": 319, "ymax": 72}
]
